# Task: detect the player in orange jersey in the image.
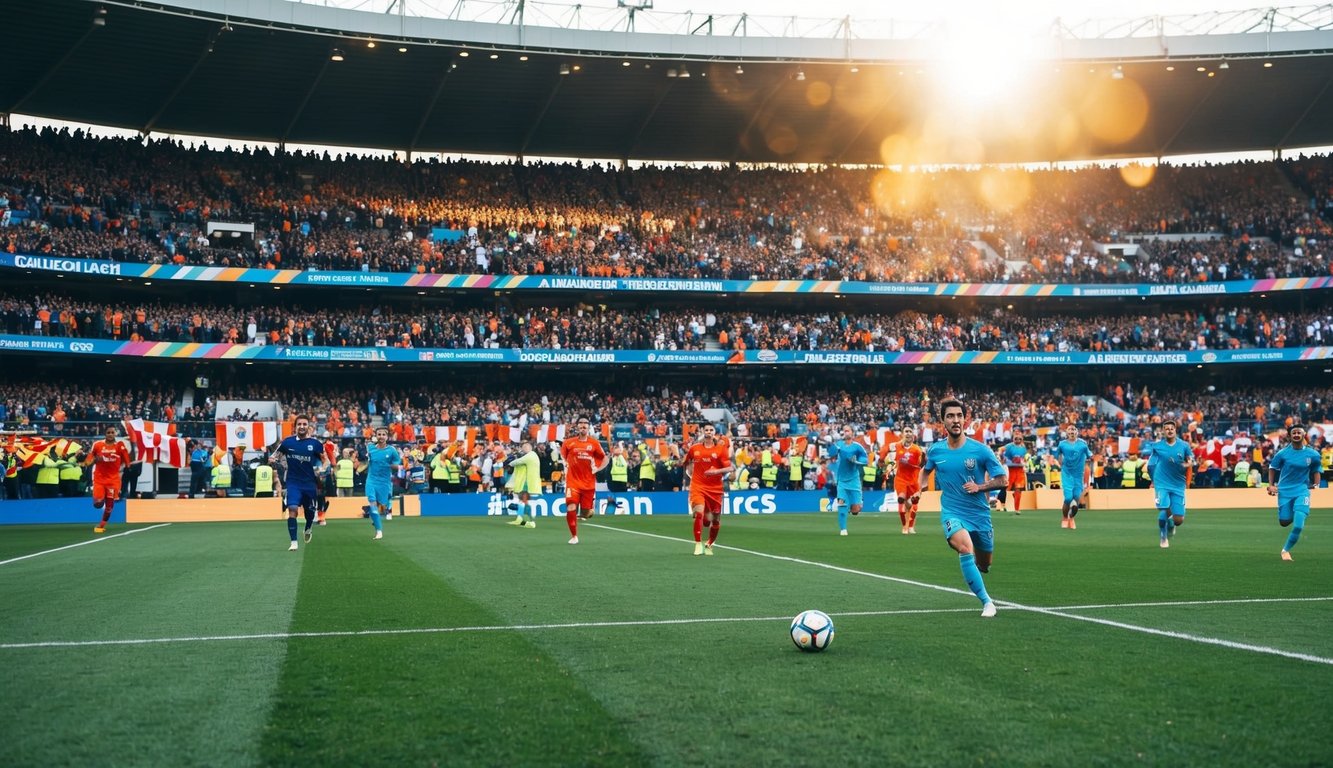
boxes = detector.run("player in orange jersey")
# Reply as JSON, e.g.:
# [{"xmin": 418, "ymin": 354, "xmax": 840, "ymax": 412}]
[
  {"xmin": 84, "ymin": 426, "xmax": 132, "ymax": 534},
  {"xmin": 560, "ymin": 417, "xmax": 608, "ymax": 544},
  {"xmin": 684, "ymin": 423, "xmax": 734, "ymax": 556},
  {"xmin": 894, "ymin": 429, "xmax": 925, "ymax": 534}
]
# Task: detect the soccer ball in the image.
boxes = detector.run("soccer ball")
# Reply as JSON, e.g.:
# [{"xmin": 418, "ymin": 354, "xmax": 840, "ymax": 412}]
[{"xmin": 790, "ymin": 610, "xmax": 835, "ymax": 652}]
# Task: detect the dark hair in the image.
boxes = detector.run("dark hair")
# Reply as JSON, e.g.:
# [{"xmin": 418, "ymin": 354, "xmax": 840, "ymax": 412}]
[
  {"xmin": 938, "ymin": 398, "xmax": 966, "ymax": 417},
  {"xmin": 293, "ymin": 414, "xmax": 311, "ymax": 424},
  {"xmin": 1161, "ymin": 419, "xmax": 1178, "ymax": 430}
]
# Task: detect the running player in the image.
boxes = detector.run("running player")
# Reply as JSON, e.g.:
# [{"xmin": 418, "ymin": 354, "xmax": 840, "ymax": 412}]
[
  {"xmin": 356, "ymin": 426, "xmax": 400, "ymax": 540},
  {"xmin": 997, "ymin": 429, "xmax": 1028, "ymax": 514},
  {"xmin": 828, "ymin": 425, "xmax": 869, "ymax": 536},
  {"xmin": 560, "ymin": 417, "xmax": 608, "ymax": 545},
  {"xmin": 1054, "ymin": 426, "xmax": 1092, "ymax": 529},
  {"xmin": 273, "ymin": 415, "xmax": 329, "ymax": 551},
  {"xmin": 922, "ymin": 398, "xmax": 1008, "ymax": 618},
  {"xmin": 684, "ymin": 423, "xmax": 733, "ymax": 555},
  {"xmin": 1148, "ymin": 419, "xmax": 1193, "ymax": 549},
  {"xmin": 894, "ymin": 429, "xmax": 925, "ymax": 534},
  {"xmin": 84, "ymin": 426, "xmax": 132, "ymax": 534},
  {"xmin": 1267, "ymin": 424, "xmax": 1322, "ymax": 561},
  {"xmin": 505, "ymin": 440, "xmax": 542, "ymax": 529}
]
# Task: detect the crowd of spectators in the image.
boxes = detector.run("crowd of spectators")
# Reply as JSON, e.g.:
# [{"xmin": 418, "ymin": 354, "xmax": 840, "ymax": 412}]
[
  {"xmin": 3, "ymin": 126, "xmax": 1331, "ymax": 284},
  {"xmin": 0, "ymin": 382, "xmax": 182, "ymax": 436},
  {"xmin": 8, "ymin": 377, "xmax": 1319, "ymax": 442},
  {"xmin": 4, "ymin": 290, "xmax": 1330, "ymax": 352}
]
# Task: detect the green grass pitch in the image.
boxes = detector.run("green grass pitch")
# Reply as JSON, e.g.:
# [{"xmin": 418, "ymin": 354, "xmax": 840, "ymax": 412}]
[{"xmin": 2, "ymin": 507, "xmax": 1331, "ymax": 767}]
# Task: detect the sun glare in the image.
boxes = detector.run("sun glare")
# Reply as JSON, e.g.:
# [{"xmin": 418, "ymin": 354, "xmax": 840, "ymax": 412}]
[{"xmin": 930, "ymin": 26, "xmax": 1037, "ymax": 109}]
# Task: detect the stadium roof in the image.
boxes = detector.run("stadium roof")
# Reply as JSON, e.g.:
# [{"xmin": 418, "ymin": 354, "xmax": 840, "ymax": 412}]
[{"xmin": 5, "ymin": 0, "xmax": 1333, "ymax": 164}]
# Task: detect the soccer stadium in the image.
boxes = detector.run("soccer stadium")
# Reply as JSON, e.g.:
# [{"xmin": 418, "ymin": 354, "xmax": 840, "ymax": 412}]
[{"xmin": 2, "ymin": 0, "xmax": 1332, "ymax": 764}]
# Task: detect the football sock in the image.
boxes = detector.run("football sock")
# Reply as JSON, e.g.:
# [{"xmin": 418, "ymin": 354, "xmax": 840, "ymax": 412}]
[
  {"xmin": 1284, "ymin": 509, "xmax": 1308, "ymax": 552},
  {"xmin": 959, "ymin": 553, "xmax": 991, "ymax": 604},
  {"xmin": 287, "ymin": 517, "xmax": 298, "ymax": 541},
  {"xmin": 1157, "ymin": 512, "xmax": 1168, "ymax": 538},
  {"xmin": 897, "ymin": 503, "xmax": 908, "ymax": 526},
  {"xmin": 1069, "ymin": 502, "xmax": 1079, "ymax": 518},
  {"xmin": 1013, "ymin": 490, "xmax": 1022, "ymax": 510},
  {"xmin": 370, "ymin": 508, "xmax": 382, "ymax": 532},
  {"xmin": 304, "ymin": 509, "xmax": 315, "ymax": 531},
  {"xmin": 693, "ymin": 514, "xmax": 704, "ymax": 542},
  {"xmin": 101, "ymin": 499, "xmax": 114, "ymax": 525},
  {"xmin": 1166, "ymin": 517, "xmax": 1177, "ymax": 535},
  {"xmin": 996, "ymin": 489, "xmax": 1007, "ymax": 505},
  {"xmin": 908, "ymin": 507, "xmax": 918, "ymax": 527},
  {"xmin": 566, "ymin": 508, "xmax": 578, "ymax": 536},
  {"xmin": 707, "ymin": 521, "xmax": 720, "ymax": 546},
  {"xmin": 838, "ymin": 505, "xmax": 848, "ymax": 532},
  {"xmin": 521, "ymin": 503, "xmax": 530, "ymax": 523}
]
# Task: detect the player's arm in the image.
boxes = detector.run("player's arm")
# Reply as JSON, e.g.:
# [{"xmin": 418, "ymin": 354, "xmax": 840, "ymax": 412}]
[
  {"xmin": 965, "ymin": 454, "xmax": 1009, "ymax": 494},
  {"xmin": 1266, "ymin": 457, "xmax": 1280, "ymax": 496}
]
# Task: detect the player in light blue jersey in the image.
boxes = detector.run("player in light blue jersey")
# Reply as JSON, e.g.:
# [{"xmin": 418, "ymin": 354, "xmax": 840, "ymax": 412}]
[
  {"xmin": 356, "ymin": 426, "xmax": 400, "ymax": 541},
  {"xmin": 828, "ymin": 425, "xmax": 869, "ymax": 536},
  {"xmin": 922, "ymin": 398, "xmax": 1008, "ymax": 618},
  {"xmin": 273, "ymin": 415, "xmax": 330, "ymax": 551},
  {"xmin": 1054, "ymin": 426, "xmax": 1092, "ymax": 530},
  {"xmin": 1147, "ymin": 420, "xmax": 1194, "ymax": 549},
  {"xmin": 1267, "ymin": 424, "xmax": 1322, "ymax": 561}
]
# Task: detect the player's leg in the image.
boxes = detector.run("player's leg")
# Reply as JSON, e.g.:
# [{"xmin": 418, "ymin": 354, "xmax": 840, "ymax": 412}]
[
  {"xmin": 1281, "ymin": 496, "xmax": 1309, "ymax": 559},
  {"xmin": 1154, "ymin": 487, "xmax": 1170, "ymax": 547},
  {"xmin": 907, "ymin": 490, "xmax": 919, "ymax": 533},
  {"xmin": 366, "ymin": 484, "xmax": 385, "ymax": 539},
  {"xmin": 994, "ymin": 487, "xmax": 1006, "ymax": 512},
  {"xmin": 944, "ymin": 518, "xmax": 993, "ymax": 614},
  {"xmin": 286, "ymin": 489, "xmax": 301, "ymax": 550},
  {"xmin": 836, "ymin": 486, "xmax": 852, "ymax": 535},
  {"xmin": 691, "ymin": 495, "xmax": 705, "ymax": 555},
  {"xmin": 518, "ymin": 489, "xmax": 534, "ymax": 527},
  {"xmin": 1170, "ymin": 491, "xmax": 1185, "ymax": 530},
  {"xmin": 895, "ymin": 481, "xmax": 910, "ymax": 532},
  {"xmin": 704, "ymin": 495, "xmax": 721, "ymax": 552},
  {"xmin": 1010, "ymin": 470, "xmax": 1024, "ymax": 513}
]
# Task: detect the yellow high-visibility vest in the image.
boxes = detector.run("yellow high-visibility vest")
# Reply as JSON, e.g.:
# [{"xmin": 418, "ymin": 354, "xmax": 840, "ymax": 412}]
[
  {"xmin": 253, "ymin": 465, "xmax": 274, "ymax": 494},
  {"xmin": 335, "ymin": 459, "xmax": 355, "ymax": 488}
]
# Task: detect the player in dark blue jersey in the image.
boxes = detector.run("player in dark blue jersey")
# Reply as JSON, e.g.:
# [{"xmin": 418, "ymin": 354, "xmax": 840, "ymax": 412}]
[
  {"xmin": 922, "ymin": 398, "xmax": 1009, "ymax": 618},
  {"xmin": 272, "ymin": 414, "xmax": 330, "ymax": 551}
]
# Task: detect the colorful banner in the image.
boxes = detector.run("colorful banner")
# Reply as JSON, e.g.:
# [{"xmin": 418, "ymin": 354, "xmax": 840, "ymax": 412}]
[
  {"xmin": 418, "ymin": 489, "xmax": 893, "ymax": 517},
  {"xmin": 1, "ymin": 334, "xmax": 1330, "ymax": 367},
  {"xmin": 4, "ymin": 253, "xmax": 1331, "ymax": 298}
]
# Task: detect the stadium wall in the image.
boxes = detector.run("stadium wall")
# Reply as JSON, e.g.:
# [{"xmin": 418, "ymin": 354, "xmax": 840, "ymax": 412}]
[
  {"xmin": 0, "ymin": 498, "xmax": 126, "ymax": 526},
  {"xmin": 55, "ymin": 488, "xmax": 1326, "ymax": 524}
]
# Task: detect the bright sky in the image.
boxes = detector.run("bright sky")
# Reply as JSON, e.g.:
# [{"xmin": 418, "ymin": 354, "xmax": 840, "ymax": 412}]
[{"xmin": 648, "ymin": 0, "xmax": 1256, "ymax": 20}]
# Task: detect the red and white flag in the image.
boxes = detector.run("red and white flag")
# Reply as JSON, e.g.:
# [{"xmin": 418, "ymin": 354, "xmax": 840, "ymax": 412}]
[
  {"xmin": 530, "ymin": 424, "xmax": 568, "ymax": 444},
  {"xmin": 123, "ymin": 419, "xmax": 188, "ymax": 468},
  {"xmin": 215, "ymin": 421, "xmax": 280, "ymax": 450},
  {"xmin": 425, "ymin": 426, "xmax": 472, "ymax": 444}
]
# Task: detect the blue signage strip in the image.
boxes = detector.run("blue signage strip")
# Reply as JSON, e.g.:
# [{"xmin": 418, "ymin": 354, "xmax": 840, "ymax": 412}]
[
  {"xmin": 418, "ymin": 489, "xmax": 875, "ymax": 517},
  {"xmin": 0, "ymin": 498, "xmax": 127, "ymax": 526},
  {"xmin": 3, "ymin": 253, "xmax": 1331, "ymax": 298},
  {"xmin": 0, "ymin": 334, "xmax": 1328, "ymax": 366}
]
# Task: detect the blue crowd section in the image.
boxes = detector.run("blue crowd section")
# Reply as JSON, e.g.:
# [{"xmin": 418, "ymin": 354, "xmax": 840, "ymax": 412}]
[
  {"xmin": 0, "ymin": 498, "xmax": 127, "ymax": 526},
  {"xmin": 3, "ymin": 253, "xmax": 1331, "ymax": 298},
  {"xmin": 0, "ymin": 333, "xmax": 1328, "ymax": 367},
  {"xmin": 419, "ymin": 490, "xmax": 895, "ymax": 517}
]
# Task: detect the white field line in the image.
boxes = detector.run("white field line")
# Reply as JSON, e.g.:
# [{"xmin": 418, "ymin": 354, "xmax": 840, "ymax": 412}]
[
  {"xmin": 586, "ymin": 523, "xmax": 1333, "ymax": 666},
  {"xmin": 0, "ymin": 524, "xmax": 172, "ymax": 567},
  {"xmin": 0, "ymin": 607, "xmax": 981, "ymax": 650}
]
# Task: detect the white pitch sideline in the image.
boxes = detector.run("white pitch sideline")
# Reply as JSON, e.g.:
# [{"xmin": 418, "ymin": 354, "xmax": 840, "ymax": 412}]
[
  {"xmin": 586, "ymin": 523, "xmax": 1333, "ymax": 667},
  {"xmin": 0, "ymin": 523, "xmax": 172, "ymax": 567}
]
